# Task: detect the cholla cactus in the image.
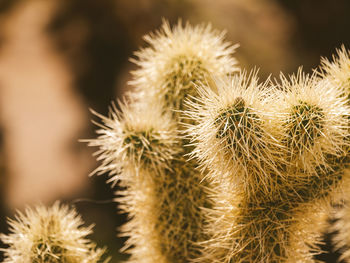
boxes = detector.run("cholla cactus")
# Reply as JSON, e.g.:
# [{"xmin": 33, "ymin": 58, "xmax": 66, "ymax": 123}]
[
  {"xmin": 89, "ymin": 16, "xmax": 350, "ymax": 263},
  {"xmin": 186, "ymin": 69, "xmax": 350, "ymax": 262},
  {"xmin": 185, "ymin": 72, "xmax": 291, "ymax": 262},
  {"xmin": 0, "ymin": 202, "xmax": 107, "ymax": 263},
  {"xmin": 88, "ymin": 20, "xmax": 239, "ymax": 263}
]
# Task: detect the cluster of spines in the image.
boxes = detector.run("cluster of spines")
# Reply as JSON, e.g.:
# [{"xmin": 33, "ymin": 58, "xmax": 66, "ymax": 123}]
[
  {"xmin": 319, "ymin": 45, "xmax": 350, "ymax": 100},
  {"xmin": 185, "ymin": 72, "xmax": 284, "ymax": 194},
  {"xmin": 129, "ymin": 19, "xmax": 238, "ymax": 121},
  {"xmin": 278, "ymin": 70, "xmax": 349, "ymax": 175},
  {"xmin": 87, "ymin": 102, "xmax": 178, "ymax": 181},
  {"xmin": 89, "ymin": 20, "xmax": 239, "ymax": 263},
  {"xmin": 0, "ymin": 202, "xmax": 107, "ymax": 263}
]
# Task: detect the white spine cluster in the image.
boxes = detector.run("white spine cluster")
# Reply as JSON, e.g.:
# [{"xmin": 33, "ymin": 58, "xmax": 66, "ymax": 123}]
[
  {"xmin": 320, "ymin": 46, "xmax": 350, "ymax": 96},
  {"xmin": 0, "ymin": 202, "xmax": 107, "ymax": 263},
  {"xmin": 130, "ymin": 20, "xmax": 238, "ymax": 115},
  {"xmin": 278, "ymin": 70, "xmax": 349, "ymax": 175}
]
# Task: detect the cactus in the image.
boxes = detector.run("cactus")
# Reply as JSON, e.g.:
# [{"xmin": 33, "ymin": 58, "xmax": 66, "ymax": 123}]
[
  {"xmin": 185, "ymin": 69, "xmax": 350, "ymax": 262},
  {"xmin": 88, "ymin": 20, "xmax": 239, "ymax": 262},
  {"xmin": 88, "ymin": 18, "xmax": 350, "ymax": 262},
  {"xmin": 0, "ymin": 202, "xmax": 107, "ymax": 263}
]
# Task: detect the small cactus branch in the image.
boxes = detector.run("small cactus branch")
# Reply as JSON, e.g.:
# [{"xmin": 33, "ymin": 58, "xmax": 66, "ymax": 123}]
[
  {"xmin": 88, "ymin": 20, "xmax": 239, "ymax": 263},
  {"xmin": 0, "ymin": 202, "xmax": 108, "ymax": 263}
]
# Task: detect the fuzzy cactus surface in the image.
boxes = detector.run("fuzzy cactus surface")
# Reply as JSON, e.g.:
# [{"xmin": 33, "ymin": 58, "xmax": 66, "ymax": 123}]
[
  {"xmin": 89, "ymin": 19, "xmax": 350, "ymax": 263},
  {"xmin": 0, "ymin": 202, "xmax": 107, "ymax": 263},
  {"xmin": 185, "ymin": 68, "xmax": 350, "ymax": 262},
  {"xmin": 88, "ymin": 20, "xmax": 239, "ymax": 263}
]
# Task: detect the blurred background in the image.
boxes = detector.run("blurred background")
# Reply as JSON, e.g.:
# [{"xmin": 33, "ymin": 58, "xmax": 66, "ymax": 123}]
[{"xmin": 0, "ymin": 0, "xmax": 349, "ymax": 262}]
